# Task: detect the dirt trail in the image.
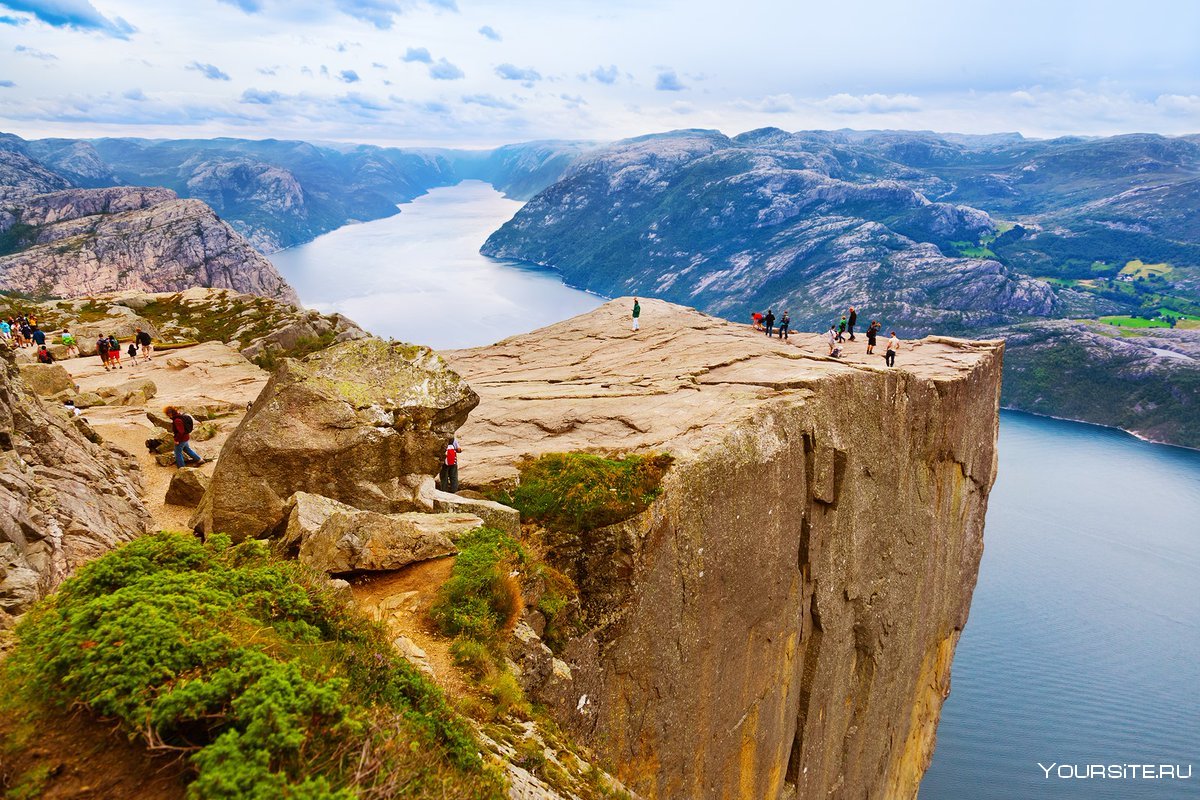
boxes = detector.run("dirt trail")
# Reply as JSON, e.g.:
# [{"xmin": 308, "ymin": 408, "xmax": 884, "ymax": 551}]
[{"xmin": 59, "ymin": 342, "xmax": 269, "ymax": 532}]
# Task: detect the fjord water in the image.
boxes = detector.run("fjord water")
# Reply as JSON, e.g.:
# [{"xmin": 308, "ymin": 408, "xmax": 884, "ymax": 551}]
[
  {"xmin": 922, "ymin": 411, "xmax": 1200, "ymax": 800},
  {"xmin": 271, "ymin": 184, "xmax": 1200, "ymax": 797},
  {"xmin": 268, "ymin": 180, "xmax": 603, "ymax": 349}
]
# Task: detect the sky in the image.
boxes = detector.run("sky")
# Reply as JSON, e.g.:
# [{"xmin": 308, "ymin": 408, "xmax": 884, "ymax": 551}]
[{"xmin": 0, "ymin": 0, "xmax": 1198, "ymax": 147}]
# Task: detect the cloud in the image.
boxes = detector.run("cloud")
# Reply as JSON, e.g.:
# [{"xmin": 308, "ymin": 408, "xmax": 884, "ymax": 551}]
[
  {"xmin": 1, "ymin": 0, "xmax": 134, "ymax": 38},
  {"xmin": 216, "ymin": 0, "xmax": 263, "ymax": 11},
  {"xmin": 257, "ymin": 66, "xmax": 278, "ymax": 76},
  {"xmin": 735, "ymin": 93, "xmax": 796, "ymax": 114},
  {"xmin": 478, "ymin": 24, "xmax": 500, "ymax": 41},
  {"xmin": 187, "ymin": 61, "xmax": 231, "ymax": 81},
  {"xmin": 590, "ymin": 64, "xmax": 618, "ymax": 84},
  {"xmin": 13, "ymin": 44, "xmax": 57, "ymax": 60},
  {"xmin": 334, "ymin": 41, "xmax": 359, "ymax": 52},
  {"xmin": 122, "ymin": 87, "xmax": 146, "ymax": 101},
  {"xmin": 560, "ymin": 93, "xmax": 586, "ymax": 109},
  {"xmin": 371, "ymin": 61, "xmax": 386, "ymax": 69},
  {"xmin": 0, "ymin": 14, "xmax": 26, "ymax": 24},
  {"xmin": 495, "ymin": 63, "xmax": 541, "ymax": 84},
  {"xmin": 428, "ymin": 0, "xmax": 457, "ymax": 10},
  {"xmin": 462, "ymin": 92, "xmax": 516, "ymax": 109},
  {"xmin": 338, "ymin": 69, "xmax": 360, "ymax": 83},
  {"xmin": 428, "ymin": 58, "xmax": 463, "ymax": 80},
  {"xmin": 1155, "ymin": 93, "xmax": 1200, "ymax": 116},
  {"xmin": 240, "ymin": 88, "xmax": 282, "ymax": 104},
  {"xmin": 671, "ymin": 101, "xmax": 694, "ymax": 114},
  {"xmin": 0, "ymin": 79, "xmax": 14, "ymax": 87},
  {"xmin": 655, "ymin": 70, "xmax": 686, "ymax": 91},
  {"xmin": 402, "ymin": 46, "xmax": 431, "ymax": 63},
  {"xmin": 334, "ymin": 0, "xmax": 456, "ymax": 29},
  {"xmin": 818, "ymin": 92, "xmax": 921, "ymax": 114}
]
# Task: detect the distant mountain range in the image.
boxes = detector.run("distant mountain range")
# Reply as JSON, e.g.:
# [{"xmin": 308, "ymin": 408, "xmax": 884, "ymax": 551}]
[{"xmin": 1, "ymin": 132, "xmax": 597, "ymax": 253}]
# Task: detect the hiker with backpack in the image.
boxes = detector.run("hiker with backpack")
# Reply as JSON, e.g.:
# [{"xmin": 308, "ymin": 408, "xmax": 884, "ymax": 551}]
[
  {"xmin": 36, "ymin": 345, "xmax": 54, "ymax": 364},
  {"xmin": 97, "ymin": 335, "xmax": 111, "ymax": 370},
  {"xmin": 136, "ymin": 328, "xmax": 153, "ymax": 362},
  {"xmin": 441, "ymin": 437, "xmax": 462, "ymax": 493},
  {"xmin": 107, "ymin": 334, "xmax": 123, "ymax": 369},
  {"xmin": 165, "ymin": 406, "xmax": 204, "ymax": 468}
]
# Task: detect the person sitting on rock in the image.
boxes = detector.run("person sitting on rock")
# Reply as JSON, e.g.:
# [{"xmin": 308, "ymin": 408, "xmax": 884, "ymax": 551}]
[
  {"xmin": 36, "ymin": 345, "xmax": 54, "ymax": 364},
  {"xmin": 165, "ymin": 406, "xmax": 204, "ymax": 468},
  {"xmin": 827, "ymin": 325, "xmax": 839, "ymax": 355},
  {"xmin": 60, "ymin": 329, "xmax": 78, "ymax": 358},
  {"xmin": 441, "ymin": 437, "xmax": 462, "ymax": 493}
]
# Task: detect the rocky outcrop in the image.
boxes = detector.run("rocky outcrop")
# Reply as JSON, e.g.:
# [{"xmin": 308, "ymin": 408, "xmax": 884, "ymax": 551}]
[
  {"xmin": 274, "ymin": 491, "xmax": 480, "ymax": 573},
  {"xmin": 0, "ymin": 347, "xmax": 153, "ymax": 625},
  {"xmin": 191, "ymin": 337, "xmax": 479, "ymax": 541},
  {"xmin": 444, "ymin": 298, "xmax": 1003, "ymax": 800},
  {"xmin": 17, "ymin": 363, "xmax": 77, "ymax": 399},
  {"xmin": 0, "ymin": 187, "xmax": 300, "ymax": 304},
  {"xmin": 165, "ymin": 467, "xmax": 209, "ymax": 507}
]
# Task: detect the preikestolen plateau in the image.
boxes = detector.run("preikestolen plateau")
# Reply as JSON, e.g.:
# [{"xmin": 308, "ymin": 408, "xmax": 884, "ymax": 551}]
[{"xmin": 0, "ymin": 1, "xmax": 1197, "ymax": 798}]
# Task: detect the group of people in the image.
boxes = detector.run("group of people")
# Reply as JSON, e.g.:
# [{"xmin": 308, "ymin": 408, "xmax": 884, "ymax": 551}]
[
  {"xmin": 751, "ymin": 309, "xmax": 792, "ymax": 339},
  {"xmin": 747, "ymin": 304, "xmax": 902, "ymax": 367},
  {"xmin": 95, "ymin": 328, "xmax": 154, "ymax": 371},
  {"xmin": 2, "ymin": 314, "xmax": 156, "ymax": 370}
]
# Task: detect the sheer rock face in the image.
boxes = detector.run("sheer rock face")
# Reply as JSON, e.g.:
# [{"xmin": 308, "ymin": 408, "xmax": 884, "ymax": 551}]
[
  {"xmin": 0, "ymin": 186, "xmax": 300, "ymax": 305},
  {"xmin": 192, "ymin": 338, "xmax": 479, "ymax": 542},
  {"xmin": 0, "ymin": 348, "xmax": 152, "ymax": 625},
  {"xmin": 444, "ymin": 298, "xmax": 1003, "ymax": 800}
]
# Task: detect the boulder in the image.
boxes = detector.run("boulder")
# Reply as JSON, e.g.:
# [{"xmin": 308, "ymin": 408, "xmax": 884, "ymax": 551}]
[
  {"xmin": 165, "ymin": 467, "xmax": 209, "ymax": 506},
  {"xmin": 421, "ymin": 485, "xmax": 521, "ymax": 537},
  {"xmin": 274, "ymin": 492, "xmax": 481, "ymax": 573},
  {"xmin": 191, "ymin": 337, "xmax": 479, "ymax": 541},
  {"xmin": 97, "ymin": 378, "xmax": 156, "ymax": 406},
  {"xmin": 72, "ymin": 391, "xmax": 106, "ymax": 409},
  {"xmin": 17, "ymin": 363, "xmax": 76, "ymax": 398}
]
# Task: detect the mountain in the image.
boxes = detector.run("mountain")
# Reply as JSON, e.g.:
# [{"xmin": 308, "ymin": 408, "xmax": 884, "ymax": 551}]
[
  {"xmin": 0, "ymin": 185, "xmax": 299, "ymax": 304},
  {"xmin": 0, "ymin": 133, "xmax": 595, "ymax": 254}
]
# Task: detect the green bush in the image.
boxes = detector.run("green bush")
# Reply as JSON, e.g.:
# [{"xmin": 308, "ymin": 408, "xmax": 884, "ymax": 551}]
[
  {"xmin": 4, "ymin": 532, "xmax": 504, "ymax": 800},
  {"xmin": 430, "ymin": 528, "xmax": 526, "ymax": 650},
  {"xmin": 493, "ymin": 452, "xmax": 673, "ymax": 533}
]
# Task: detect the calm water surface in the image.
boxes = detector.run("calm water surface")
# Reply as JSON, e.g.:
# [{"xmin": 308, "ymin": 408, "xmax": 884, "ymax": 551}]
[
  {"xmin": 273, "ymin": 183, "xmax": 1200, "ymax": 798},
  {"xmin": 269, "ymin": 180, "xmax": 603, "ymax": 349}
]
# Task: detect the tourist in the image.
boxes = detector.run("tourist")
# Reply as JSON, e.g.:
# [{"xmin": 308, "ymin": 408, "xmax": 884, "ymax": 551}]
[
  {"xmin": 826, "ymin": 325, "xmax": 839, "ymax": 355},
  {"xmin": 837, "ymin": 316, "xmax": 847, "ymax": 342},
  {"xmin": 441, "ymin": 437, "xmax": 462, "ymax": 493},
  {"xmin": 764, "ymin": 309, "xmax": 775, "ymax": 337},
  {"xmin": 751, "ymin": 311, "xmax": 763, "ymax": 330},
  {"xmin": 127, "ymin": 341, "xmax": 138, "ymax": 362},
  {"xmin": 0, "ymin": 318, "xmax": 10, "ymax": 343},
  {"xmin": 866, "ymin": 320, "xmax": 880, "ymax": 354},
  {"xmin": 136, "ymin": 327, "xmax": 153, "ymax": 362},
  {"xmin": 632, "ymin": 297, "xmax": 641, "ymax": 331},
  {"xmin": 847, "ymin": 307, "xmax": 858, "ymax": 341},
  {"xmin": 36, "ymin": 345, "xmax": 54, "ymax": 364},
  {"xmin": 107, "ymin": 334, "xmax": 122, "ymax": 369},
  {"xmin": 61, "ymin": 329, "xmax": 78, "ymax": 358},
  {"xmin": 165, "ymin": 406, "xmax": 204, "ymax": 468},
  {"xmin": 885, "ymin": 331, "xmax": 900, "ymax": 367},
  {"xmin": 30, "ymin": 326, "xmax": 46, "ymax": 348},
  {"xmin": 778, "ymin": 311, "xmax": 790, "ymax": 340},
  {"xmin": 97, "ymin": 335, "xmax": 111, "ymax": 371},
  {"xmin": 830, "ymin": 340, "xmax": 843, "ymax": 359}
]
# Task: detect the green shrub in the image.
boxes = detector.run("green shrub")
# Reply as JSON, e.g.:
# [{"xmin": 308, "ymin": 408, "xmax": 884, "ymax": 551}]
[
  {"xmin": 493, "ymin": 452, "xmax": 673, "ymax": 533},
  {"xmin": 430, "ymin": 528, "xmax": 526, "ymax": 650},
  {"xmin": 449, "ymin": 637, "xmax": 495, "ymax": 679},
  {"xmin": 4, "ymin": 532, "xmax": 504, "ymax": 800}
]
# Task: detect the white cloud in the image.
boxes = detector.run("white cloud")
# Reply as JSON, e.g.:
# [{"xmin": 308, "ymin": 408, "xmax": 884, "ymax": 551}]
[
  {"xmin": 655, "ymin": 70, "xmax": 685, "ymax": 92},
  {"xmin": 818, "ymin": 92, "xmax": 922, "ymax": 114}
]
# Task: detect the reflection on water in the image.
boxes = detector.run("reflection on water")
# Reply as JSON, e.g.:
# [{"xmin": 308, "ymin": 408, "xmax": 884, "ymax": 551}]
[
  {"xmin": 269, "ymin": 180, "xmax": 604, "ymax": 350},
  {"xmin": 922, "ymin": 411, "xmax": 1200, "ymax": 799}
]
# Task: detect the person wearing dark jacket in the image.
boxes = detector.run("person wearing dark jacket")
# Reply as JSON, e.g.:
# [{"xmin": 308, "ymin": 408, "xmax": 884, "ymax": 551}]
[
  {"xmin": 165, "ymin": 406, "xmax": 204, "ymax": 468},
  {"xmin": 778, "ymin": 311, "xmax": 790, "ymax": 339},
  {"xmin": 847, "ymin": 307, "xmax": 858, "ymax": 340},
  {"xmin": 764, "ymin": 310, "xmax": 775, "ymax": 337}
]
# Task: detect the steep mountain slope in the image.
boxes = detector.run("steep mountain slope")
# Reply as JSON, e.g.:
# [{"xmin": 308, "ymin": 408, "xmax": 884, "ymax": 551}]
[
  {"xmin": 0, "ymin": 186, "xmax": 300, "ymax": 303},
  {"xmin": 482, "ymin": 130, "xmax": 1057, "ymax": 330}
]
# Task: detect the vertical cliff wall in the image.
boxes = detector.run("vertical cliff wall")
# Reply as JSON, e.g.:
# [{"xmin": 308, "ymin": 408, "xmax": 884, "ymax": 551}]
[{"xmin": 444, "ymin": 299, "xmax": 1003, "ymax": 800}]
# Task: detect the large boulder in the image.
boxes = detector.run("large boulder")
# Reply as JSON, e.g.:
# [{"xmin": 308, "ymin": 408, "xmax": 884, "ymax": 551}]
[
  {"xmin": 97, "ymin": 378, "xmax": 157, "ymax": 406},
  {"xmin": 191, "ymin": 337, "xmax": 479, "ymax": 541},
  {"xmin": 165, "ymin": 467, "xmax": 209, "ymax": 507},
  {"xmin": 275, "ymin": 491, "xmax": 480, "ymax": 573},
  {"xmin": 17, "ymin": 363, "xmax": 76, "ymax": 398}
]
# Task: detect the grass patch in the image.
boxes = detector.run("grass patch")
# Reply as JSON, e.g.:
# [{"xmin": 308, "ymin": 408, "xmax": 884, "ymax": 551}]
[
  {"xmin": 3, "ymin": 532, "xmax": 505, "ymax": 800},
  {"xmin": 493, "ymin": 452, "xmax": 673, "ymax": 534},
  {"xmin": 431, "ymin": 527, "xmax": 526, "ymax": 651},
  {"xmin": 1120, "ymin": 259, "xmax": 1172, "ymax": 279}
]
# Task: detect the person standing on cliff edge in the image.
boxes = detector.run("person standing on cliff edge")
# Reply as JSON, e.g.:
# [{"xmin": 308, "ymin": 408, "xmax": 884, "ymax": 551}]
[
  {"xmin": 885, "ymin": 331, "xmax": 900, "ymax": 367},
  {"xmin": 441, "ymin": 437, "xmax": 462, "ymax": 493},
  {"xmin": 632, "ymin": 298, "xmax": 641, "ymax": 331},
  {"xmin": 847, "ymin": 307, "xmax": 858, "ymax": 340}
]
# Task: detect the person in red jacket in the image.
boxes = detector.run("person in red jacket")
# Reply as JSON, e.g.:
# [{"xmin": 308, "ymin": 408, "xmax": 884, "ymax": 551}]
[
  {"xmin": 440, "ymin": 437, "xmax": 462, "ymax": 493},
  {"xmin": 165, "ymin": 406, "xmax": 205, "ymax": 468}
]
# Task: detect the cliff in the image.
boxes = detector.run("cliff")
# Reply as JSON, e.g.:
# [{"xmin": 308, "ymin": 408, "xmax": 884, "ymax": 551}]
[
  {"xmin": 0, "ymin": 186, "xmax": 300, "ymax": 304},
  {"xmin": 444, "ymin": 298, "xmax": 1003, "ymax": 799},
  {"xmin": 0, "ymin": 345, "xmax": 152, "ymax": 626}
]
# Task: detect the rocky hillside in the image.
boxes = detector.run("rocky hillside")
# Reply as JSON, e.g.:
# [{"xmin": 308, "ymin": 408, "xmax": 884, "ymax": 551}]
[
  {"xmin": 0, "ymin": 344, "xmax": 152, "ymax": 625},
  {"xmin": 0, "ymin": 186, "xmax": 300, "ymax": 304},
  {"xmin": 444, "ymin": 298, "xmax": 1004, "ymax": 799},
  {"xmin": 481, "ymin": 130, "xmax": 1059, "ymax": 331}
]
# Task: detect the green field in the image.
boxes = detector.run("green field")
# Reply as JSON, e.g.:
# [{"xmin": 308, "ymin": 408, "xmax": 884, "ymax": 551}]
[
  {"xmin": 951, "ymin": 240, "xmax": 997, "ymax": 259},
  {"xmin": 1099, "ymin": 308, "xmax": 1200, "ymax": 329},
  {"xmin": 1120, "ymin": 259, "xmax": 1173, "ymax": 279}
]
